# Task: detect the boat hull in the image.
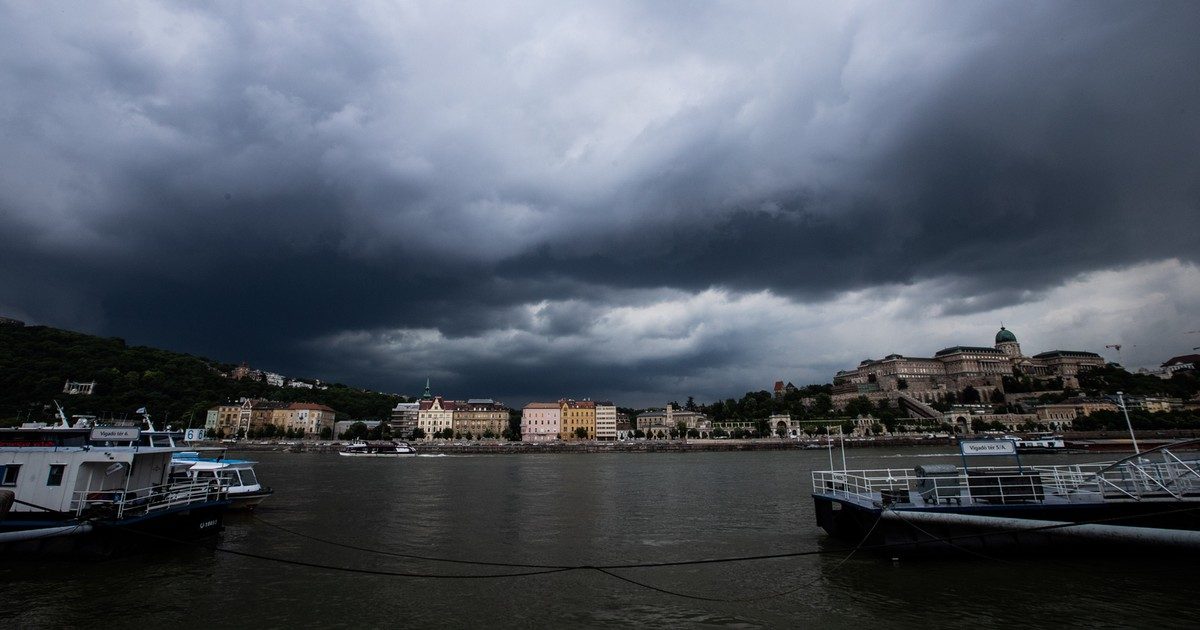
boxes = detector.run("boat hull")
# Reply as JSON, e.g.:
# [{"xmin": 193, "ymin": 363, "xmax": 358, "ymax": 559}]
[
  {"xmin": 813, "ymin": 493, "xmax": 1200, "ymax": 558},
  {"xmin": 337, "ymin": 451, "xmax": 417, "ymax": 457},
  {"xmin": 228, "ymin": 488, "xmax": 273, "ymax": 510},
  {"xmin": 1, "ymin": 499, "xmax": 229, "ymax": 557}
]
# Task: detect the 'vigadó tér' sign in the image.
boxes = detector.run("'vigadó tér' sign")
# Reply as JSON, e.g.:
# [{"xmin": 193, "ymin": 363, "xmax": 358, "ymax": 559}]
[{"xmin": 959, "ymin": 439, "xmax": 1017, "ymax": 456}]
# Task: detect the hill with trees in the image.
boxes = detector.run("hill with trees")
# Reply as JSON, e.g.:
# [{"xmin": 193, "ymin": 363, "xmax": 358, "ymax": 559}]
[{"xmin": 0, "ymin": 324, "xmax": 406, "ymax": 427}]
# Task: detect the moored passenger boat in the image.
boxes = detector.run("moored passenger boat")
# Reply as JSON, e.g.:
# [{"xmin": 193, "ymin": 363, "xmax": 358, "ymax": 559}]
[
  {"xmin": 171, "ymin": 452, "xmax": 273, "ymax": 509},
  {"xmin": 0, "ymin": 417, "xmax": 229, "ymax": 556},
  {"xmin": 1005, "ymin": 434, "xmax": 1066, "ymax": 454},
  {"xmin": 338, "ymin": 439, "xmax": 417, "ymax": 457},
  {"xmin": 811, "ymin": 439, "xmax": 1200, "ymax": 558}
]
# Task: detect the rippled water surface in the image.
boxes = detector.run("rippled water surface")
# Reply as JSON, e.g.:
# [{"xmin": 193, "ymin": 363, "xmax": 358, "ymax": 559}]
[{"xmin": 2, "ymin": 448, "xmax": 1194, "ymax": 628}]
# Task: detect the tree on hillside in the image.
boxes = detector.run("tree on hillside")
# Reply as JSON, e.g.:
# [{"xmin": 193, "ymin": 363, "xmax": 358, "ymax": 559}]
[{"xmin": 343, "ymin": 421, "xmax": 369, "ymax": 440}]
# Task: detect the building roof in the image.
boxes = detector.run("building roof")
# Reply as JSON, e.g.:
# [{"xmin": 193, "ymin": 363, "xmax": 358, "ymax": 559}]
[
  {"xmin": 995, "ymin": 326, "xmax": 1017, "ymax": 343},
  {"xmin": 523, "ymin": 402, "xmax": 560, "ymax": 409},
  {"xmin": 1163, "ymin": 354, "xmax": 1200, "ymax": 367},
  {"xmin": 419, "ymin": 397, "xmax": 458, "ymax": 410},
  {"xmin": 287, "ymin": 402, "xmax": 337, "ymax": 413},
  {"xmin": 934, "ymin": 346, "xmax": 1005, "ymax": 357},
  {"xmin": 1031, "ymin": 350, "xmax": 1103, "ymax": 359}
]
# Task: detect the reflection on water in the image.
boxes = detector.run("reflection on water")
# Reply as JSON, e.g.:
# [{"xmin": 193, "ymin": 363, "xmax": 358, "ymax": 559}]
[{"xmin": 1, "ymin": 448, "xmax": 1194, "ymax": 628}]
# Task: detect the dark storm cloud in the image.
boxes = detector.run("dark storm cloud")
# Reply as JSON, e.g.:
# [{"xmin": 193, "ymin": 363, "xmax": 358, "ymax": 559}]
[
  {"xmin": 499, "ymin": 4, "xmax": 1200, "ymax": 306},
  {"xmin": 1, "ymin": 2, "xmax": 1198, "ymax": 404}
]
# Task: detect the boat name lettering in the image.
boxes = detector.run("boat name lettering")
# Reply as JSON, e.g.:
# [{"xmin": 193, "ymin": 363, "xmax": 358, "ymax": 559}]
[
  {"xmin": 89, "ymin": 427, "xmax": 142, "ymax": 441},
  {"xmin": 959, "ymin": 439, "xmax": 1017, "ymax": 456}
]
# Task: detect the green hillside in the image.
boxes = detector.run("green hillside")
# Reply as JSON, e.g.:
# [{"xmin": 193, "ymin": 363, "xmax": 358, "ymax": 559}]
[{"xmin": 0, "ymin": 324, "xmax": 406, "ymax": 426}]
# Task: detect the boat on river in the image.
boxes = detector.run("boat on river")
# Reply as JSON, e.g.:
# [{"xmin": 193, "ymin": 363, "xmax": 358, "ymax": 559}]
[
  {"xmin": 812, "ymin": 438, "xmax": 1200, "ymax": 557},
  {"xmin": 339, "ymin": 439, "xmax": 417, "ymax": 457},
  {"xmin": 1006, "ymin": 434, "xmax": 1066, "ymax": 454},
  {"xmin": 171, "ymin": 452, "xmax": 273, "ymax": 509},
  {"xmin": 0, "ymin": 413, "xmax": 229, "ymax": 556}
]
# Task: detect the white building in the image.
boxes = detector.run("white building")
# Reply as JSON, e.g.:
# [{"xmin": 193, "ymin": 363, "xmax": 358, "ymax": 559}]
[
  {"xmin": 594, "ymin": 402, "xmax": 617, "ymax": 441},
  {"xmin": 417, "ymin": 397, "xmax": 456, "ymax": 437}
]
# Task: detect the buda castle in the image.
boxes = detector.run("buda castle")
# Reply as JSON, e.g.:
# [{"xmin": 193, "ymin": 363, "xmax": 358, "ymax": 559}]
[{"xmin": 832, "ymin": 326, "xmax": 1105, "ymax": 404}]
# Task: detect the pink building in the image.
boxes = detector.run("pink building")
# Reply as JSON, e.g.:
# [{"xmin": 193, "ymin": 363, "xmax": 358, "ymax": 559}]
[{"xmin": 522, "ymin": 402, "xmax": 561, "ymax": 442}]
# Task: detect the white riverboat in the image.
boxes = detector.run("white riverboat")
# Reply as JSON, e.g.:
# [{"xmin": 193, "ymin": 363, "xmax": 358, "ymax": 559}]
[
  {"xmin": 171, "ymin": 452, "xmax": 273, "ymax": 509},
  {"xmin": 1006, "ymin": 434, "xmax": 1066, "ymax": 453},
  {"xmin": 811, "ymin": 439, "xmax": 1200, "ymax": 557},
  {"xmin": 0, "ymin": 412, "xmax": 229, "ymax": 556},
  {"xmin": 339, "ymin": 440, "xmax": 418, "ymax": 457}
]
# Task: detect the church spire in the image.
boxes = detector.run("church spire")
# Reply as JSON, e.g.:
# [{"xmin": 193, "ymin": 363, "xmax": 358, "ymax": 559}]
[{"xmin": 422, "ymin": 377, "xmax": 432, "ymax": 400}]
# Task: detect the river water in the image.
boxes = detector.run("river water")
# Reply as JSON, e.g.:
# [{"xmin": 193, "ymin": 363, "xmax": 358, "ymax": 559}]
[{"xmin": 2, "ymin": 447, "xmax": 1195, "ymax": 628}]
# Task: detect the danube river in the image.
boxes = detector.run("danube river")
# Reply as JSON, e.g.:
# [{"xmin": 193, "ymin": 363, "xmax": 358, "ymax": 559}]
[{"xmin": 3, "ymin": 448, "xmax": 1195, "ymax": 628}]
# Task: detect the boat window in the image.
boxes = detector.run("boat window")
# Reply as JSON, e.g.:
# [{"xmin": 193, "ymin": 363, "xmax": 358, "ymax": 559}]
[
  {"xmin": 218, "ymin": 470, "xmax": 241, "ymax": 485},
  {"xmin": 1, "ymin": 464, "xmax": 20, "ymax": 486},
  {"xmin": 239, "ymin": 469, "xmax": 258, "ymax": 485},
  {"xmin": 195, "ymin": 470, "xmax": 218, "ymax": 480},
  {"xmin": 47, "ymin": 464, "xmax": 66, "ymax": 486}
]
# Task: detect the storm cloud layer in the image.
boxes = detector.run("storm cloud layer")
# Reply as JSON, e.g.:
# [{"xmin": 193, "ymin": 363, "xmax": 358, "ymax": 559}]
[{"xmin": 2, "ymin": 2, "xmax": 1198, "ymax": 406}]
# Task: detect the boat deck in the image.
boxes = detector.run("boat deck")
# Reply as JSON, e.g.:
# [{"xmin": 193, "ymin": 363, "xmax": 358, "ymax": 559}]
[{"xmin": 812, "ymin": 453, "xmax": 1200, "ymax": 510}]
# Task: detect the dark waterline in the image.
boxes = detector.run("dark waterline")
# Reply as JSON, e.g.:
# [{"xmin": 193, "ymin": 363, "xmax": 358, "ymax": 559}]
[{"xmin": 2, "ymin": 448, "xmax": 1195, "ymax": 628}]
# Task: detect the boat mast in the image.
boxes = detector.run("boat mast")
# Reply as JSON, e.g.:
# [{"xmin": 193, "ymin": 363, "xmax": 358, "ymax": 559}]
[
  {"xmin": 53, "ymin": 400, "xmax": 69, "ymax": 427},
  {"xmin": 1117, "ymin": 391, "xmax": 1140, "ymax": 455}
]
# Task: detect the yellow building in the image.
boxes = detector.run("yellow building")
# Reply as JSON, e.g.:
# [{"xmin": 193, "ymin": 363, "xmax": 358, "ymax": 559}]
[
  {"xmin": 560, "ymin": 400, "xmax": 596, "ymax": 440},
  {"xmin": 271, "ymin": 402, "xmax": 338, "ymax": 436}
]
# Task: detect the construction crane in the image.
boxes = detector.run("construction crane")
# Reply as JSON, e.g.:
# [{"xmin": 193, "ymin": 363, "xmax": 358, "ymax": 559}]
[{"xmin": 1105, "ymin": 344, "xmax": 1123, "ymax": 366}]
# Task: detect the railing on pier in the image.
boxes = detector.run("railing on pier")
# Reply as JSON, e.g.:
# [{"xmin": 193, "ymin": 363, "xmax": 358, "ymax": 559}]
[
  {"xmin": 812, "ymin": 449, "xmax": 1200, "ymax": 507},
  {"xmin": 70, "ymin": 479, "xmax": 227, "ymax": 519}
]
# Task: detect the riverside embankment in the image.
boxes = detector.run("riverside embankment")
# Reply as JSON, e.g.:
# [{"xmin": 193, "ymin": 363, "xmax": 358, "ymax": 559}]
[{"xmin": 201, "ymin": 428, "xmax": 1200, "ymax": 455}]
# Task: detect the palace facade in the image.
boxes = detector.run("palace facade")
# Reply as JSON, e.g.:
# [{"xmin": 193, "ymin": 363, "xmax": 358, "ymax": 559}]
[{"xmin": 832, "ymin": 326, "xmax": 1104, "ymax": 404}]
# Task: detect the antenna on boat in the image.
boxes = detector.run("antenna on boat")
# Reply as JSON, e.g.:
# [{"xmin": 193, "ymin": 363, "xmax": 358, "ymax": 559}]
[
  {"xmin": 827, "ymin": 429, "xmax": 834, "ymax": 471},
  {"xmin": 53, "ymin": 400, "xmax": 69, "ymax": 427},
  {"xmin": 137, "ymin": 407, "xmax": 157, "ymax": 433},
  {"xmin": 839, "ymin": 426, "xmax": 847, "ymax": 473},
  {"xmin": 1116, "ymin": 391, "xmax": 1140, "ymax": 456}
]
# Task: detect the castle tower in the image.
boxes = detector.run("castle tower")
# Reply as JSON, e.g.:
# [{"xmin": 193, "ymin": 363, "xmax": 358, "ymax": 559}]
[{"xmin": 995, "ymin": 326, "xmax": 1022, "ymax": 358}]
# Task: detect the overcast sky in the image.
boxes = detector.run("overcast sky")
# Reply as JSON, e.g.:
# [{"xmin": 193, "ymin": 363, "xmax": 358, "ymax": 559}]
[{"xmin": 2, "ymin": 2, "xmax": 1198, "ymax": 407}]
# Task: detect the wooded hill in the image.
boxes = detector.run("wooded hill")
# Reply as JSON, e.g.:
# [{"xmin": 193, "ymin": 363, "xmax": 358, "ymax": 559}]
[{"xmin": 0, "ymin": 324, "xmax": 406, "ymax": 426}]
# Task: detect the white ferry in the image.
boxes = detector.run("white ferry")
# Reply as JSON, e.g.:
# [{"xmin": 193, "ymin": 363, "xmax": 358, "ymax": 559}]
[
  {"xmin": 1006, "ymin": 434, "xmax": 1066, "ymax": 454},
  {"xmin": 339, "ymin": 440, "xmax": 418, "ymax": 457},
  {"xmin": 811, "ymin": 439, "xmax": 1200, "ymax": 557},
  {"xmin": 0, "ymin": 413, "xmax": 229, "ymax": 556}
]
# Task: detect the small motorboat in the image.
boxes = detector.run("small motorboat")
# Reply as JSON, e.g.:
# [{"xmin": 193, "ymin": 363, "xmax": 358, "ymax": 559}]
[{"xmin": 171, "ymin": 452, "xmax": 273, "ymax": 509}]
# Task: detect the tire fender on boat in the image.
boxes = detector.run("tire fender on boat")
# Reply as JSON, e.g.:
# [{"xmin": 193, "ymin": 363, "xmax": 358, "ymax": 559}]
[{"xmin": 0, "ymin": 489, "xmax": 13, "ymax": 519}]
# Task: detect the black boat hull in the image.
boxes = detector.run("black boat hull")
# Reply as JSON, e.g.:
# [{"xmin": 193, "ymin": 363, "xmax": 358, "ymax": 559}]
[{"xmin": 813, "ymin": 493, "xmax": 1200, "ymax": 557}]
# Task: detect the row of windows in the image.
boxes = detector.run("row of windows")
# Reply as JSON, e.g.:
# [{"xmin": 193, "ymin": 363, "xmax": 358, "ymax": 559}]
[{"xmin": 1, "ymin": 463, "xmax": 66, "ymax": 487}]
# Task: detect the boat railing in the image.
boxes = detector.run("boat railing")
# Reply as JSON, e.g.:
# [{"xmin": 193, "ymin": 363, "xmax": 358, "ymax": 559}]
[
  {"xmin": 813, "ymin": 455, "xmax": 1200, "ymax": 507},
  {"xmin": 70, "ymin": 479, "xmax": 228, "ymax": 519}
]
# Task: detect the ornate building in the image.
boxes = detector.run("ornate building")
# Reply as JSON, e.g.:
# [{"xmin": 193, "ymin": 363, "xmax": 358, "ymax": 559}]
[
  {"xmin": 453, "ymin": 399, "xmax": 510, "ymax": 437},
  {"xmin": 832, "ymin": 326, "xmax": 1104, "ymax": 404}
]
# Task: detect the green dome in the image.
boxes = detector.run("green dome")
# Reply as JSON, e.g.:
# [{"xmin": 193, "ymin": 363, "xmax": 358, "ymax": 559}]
[{"xmin": 995, "ymin": 327, "xmax": 1017, "ymax": 343}]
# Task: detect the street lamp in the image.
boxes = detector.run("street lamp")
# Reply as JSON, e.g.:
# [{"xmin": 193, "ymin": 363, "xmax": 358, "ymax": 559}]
[{"xmin": 1116, "ymin": 391, "xmax": 1140, "ymax": 456}]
